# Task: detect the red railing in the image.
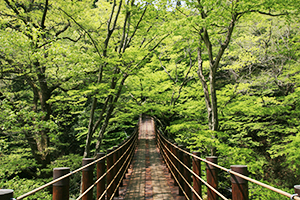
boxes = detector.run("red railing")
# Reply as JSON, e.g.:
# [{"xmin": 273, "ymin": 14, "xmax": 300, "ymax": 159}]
[
  {"xmin": 0, "ymin": 126, "xmax": 138, "ymax": 200},
  {"xmin": 1, "ymin": 120, "xmax": 300, "ymax": 200},
  {"xmin": 156, "ymin": 129, "xmax": 300, "ymax": 200}
]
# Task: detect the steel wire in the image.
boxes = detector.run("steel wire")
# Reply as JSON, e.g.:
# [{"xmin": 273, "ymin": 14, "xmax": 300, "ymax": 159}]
[
  {"xmin": 16, "ymin": 130, "xmax": 138, "ymax": 200},
  {"xmin": 158, "ymin": 133, "xmax": 228, "ymax": 200},
  {"xmin": 157, "ymin": 133, "xmax": 228, "ymax": 200},
  {"xmin": 108, "ymin": 141, "xmax": 136, "ymax": 200},
  {"xmin": 157, "ymin": 130, "xmax": 300, "ymax": 200},
  {"xmin": 76, "ymin": 135, "xmax": 137, "ymax": 200},
  {"xmin": 98, "ymin": 135, "xmax": 137, "ymax": 200},
  {"xmin": 157, "ymin": 138, "xmax": 191, "ymax": 200}
]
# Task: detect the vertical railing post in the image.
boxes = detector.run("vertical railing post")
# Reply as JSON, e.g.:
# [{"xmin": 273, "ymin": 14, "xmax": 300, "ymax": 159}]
[
  {"xmin": 192, "ymin": 151, "xmax": 201, "ymax": 200},
  {"xmin": 231, "ymin": 165, "xmax": 248, "ymax": 200},
  {"xmin": 173, "ymin": 143, "xmax": 179, "ymax": 186},
  {"xmin": 53, "ymin": 167, "xmax": 70, "ymax": 200},
  {"xmin": 96, "ymin": 153, "xmax": 105, "ymax": 200},
  {"xmin": 82, "ymin": 158, "xmax": 94, "ymax": 200},
  {"xmin": 118, "ymin": 142, "xmax": 124, "ymax": 187},
  {"xmin": 206, "ymin": 156, "xmax": 218, "ymax": 200},
  {"xmin": 167, "ymin": 141, "xmax": 172, "ymax": 175},
  {"xmin": 178, "ymin": 145, "xmax": 185, "ymax": 196},
  {"xmin": 125, "ymin": 136, "xmax": 131, "ymax": 174},
  {"xmin": 129, "ymin": 136, "xmax": 135, "ymax": 172},
  {"xmin": 163, "ymin": 139, "xmax": 169, "ymax": 173},
  {"xmin": 113, "ymin": 146, "xmax": 119, "ymax": 197},
  {"xmin": 107, "ymin": 148, "xmax": 114, "ymax": 200},
  {"xmin": 0, "ymin": 189, "xmax": 14, "ymax": 200},
  {"xmin": 295, "ymin": 185, "xmax": 300, "ymax": 196},
  {"xmin": 159, "ymin": 135, "xmax": 165, "ymax": 164},
  {"xmin": 183, "ymin": 148, "xmax": 192, "ymax": 200},
  {"xmin": 169, "ymin": 140, "xmax": 175, "ymax": 181}
]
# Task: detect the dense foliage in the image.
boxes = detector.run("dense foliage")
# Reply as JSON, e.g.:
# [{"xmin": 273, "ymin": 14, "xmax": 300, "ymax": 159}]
[{"xmin": 0, "ymin": 0, "xmax": 299, "ymax": 199}]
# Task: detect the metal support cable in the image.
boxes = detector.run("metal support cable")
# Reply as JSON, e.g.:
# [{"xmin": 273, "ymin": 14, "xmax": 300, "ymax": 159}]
[
  {"xmin": 157, "ymin": 140, "xmax": 191, "ymax": 200},
  {"xmin": 108, "ymin": 143, "xmax": 136, "ymax": 200},
  {"xmin": 98, "ymin": 137, "xmax": 135, "ymax": 200},
  {"xmin": 157, "ymin": 131, "xmax": 300, "ymax": 200},
  {"xmin": 76, "ymin": 136, "xmax": 137, "ymax": 200},
  {"xmin": 16, "ymin": 130, "xmax": 138, "ymax": 200},
  {"xmin": 157, "ymin": 135, "xmax": 228, "ymax": 200},
  {"xmin": 98, "ymin": 138, "xmax": 135, "ymax": 200},
  {"xmin": 158, "ymin": 135, "xmax": 228, "ymax": 200}
]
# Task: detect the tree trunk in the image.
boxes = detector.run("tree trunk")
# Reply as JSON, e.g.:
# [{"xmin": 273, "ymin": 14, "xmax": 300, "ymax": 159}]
[
  {"xmin": 83, "ymin": 97, "xmax": 97, "ymax": 158},
  {"xmin": 94, "ymin": 74, "xmax": 128, "ymax": 156},
  {"xmin": 197, "ymin": 47, "xmax": 217, "ymax": 155}
]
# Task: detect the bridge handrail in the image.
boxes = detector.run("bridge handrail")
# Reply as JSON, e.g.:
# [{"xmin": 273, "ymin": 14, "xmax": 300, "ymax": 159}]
[
  {"xmin": 100, "ymin": 138, "xmax": 135, "ymax": 200},
  {"xmin": 157, "ymin": 132, "xmax": 228, "ymax": 200},
  {"xmin": 16, "ymin": 127, "xmax": 138, "ymax": 200},
  {"xmin": 156, "ymin": 129, "xmax": 300, "ymax": 200},
  {"xmin": 76, "ymin": 133, "xmax": 137, "ymax": 200}
]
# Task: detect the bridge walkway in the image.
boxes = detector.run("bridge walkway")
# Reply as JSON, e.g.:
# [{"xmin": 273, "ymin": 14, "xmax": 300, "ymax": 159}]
[{"xmin": 124, "ymin": 117, "xmax": 183, "ymax": 200}]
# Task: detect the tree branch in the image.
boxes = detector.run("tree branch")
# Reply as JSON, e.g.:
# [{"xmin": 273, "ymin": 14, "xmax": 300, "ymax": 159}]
[
  {"xmin": 59, "ymin": 8, "xmax": 102, "ymax": 59},
  {"xmin": 41, "ymin": 0, "xmax": 49, "ymax": 29},
  {"xmin": 158, "ymin": 54, "xmax": 175, "ymax": 83},
  {"xmin": 125, "ymin": 6, "xmax": 148, "ymax": 52},
  {"xmin": 55, "ymin": 21, "xmax": 71, "ymax": 37},
  {"xmin": 238, "ymin": 9, "xmax": 288, "ymax": 16}
]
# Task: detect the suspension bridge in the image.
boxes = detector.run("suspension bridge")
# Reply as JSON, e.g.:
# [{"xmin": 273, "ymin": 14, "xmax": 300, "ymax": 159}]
[{"xmin": 0, "ymin": 116, "xmax": 300, "ymax": 200}]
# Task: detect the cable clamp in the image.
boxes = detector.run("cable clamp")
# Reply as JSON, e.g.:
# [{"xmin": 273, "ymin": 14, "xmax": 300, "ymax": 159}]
[
  {"xmin": 291, "ymin": 194, "xmax": 299, "ymax": 200},
  {"xmin": 227, "ymin": 169, "xmax": 231, "ymax": 174}
]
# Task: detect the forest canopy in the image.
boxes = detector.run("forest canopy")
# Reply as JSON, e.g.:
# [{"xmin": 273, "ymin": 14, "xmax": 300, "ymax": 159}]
[{"xmin": 0, "ymin": 0, "xmax": 300, "ymax": 199}]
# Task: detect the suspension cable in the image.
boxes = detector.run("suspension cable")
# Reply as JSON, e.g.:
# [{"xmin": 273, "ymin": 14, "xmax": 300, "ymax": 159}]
[
  {"xmin": 98, "ymin": 135, "xmax": 137, "ymax": 200},
  {"xmin": 108, "ymin": 142, "xmax": 136, "ymax": 200},
  {"xmin": 16, "ymin": 130, "xmax": 138, "ymax": 200},
  {"xmin": 76, "ymin": 135, "xmax": 137, "ymax": 200},
  {"xmin": 157, "ymin": 131, "xmax": 300, "ymax": 200},
  {"xmin": 157, "ymin": 139, "xmax": 191, "ymax": 200},
  {"xmin": 157, "ymin": 133, "xmax": 228, "ymax": 200}
]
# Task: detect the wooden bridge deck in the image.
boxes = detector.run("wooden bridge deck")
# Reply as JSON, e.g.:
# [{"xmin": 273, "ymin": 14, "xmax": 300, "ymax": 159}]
[{"xmin": 123, "ymin": 117, "xmax": 184, "ymax": 200}]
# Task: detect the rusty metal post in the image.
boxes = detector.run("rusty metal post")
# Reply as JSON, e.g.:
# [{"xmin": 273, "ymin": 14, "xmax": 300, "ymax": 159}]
[
  {"xmin": 53, "ymin": 167, "xmax": 70, "ymax": 200},
  {"xmin": 231, "ymin": 165, "xmax": 248, "ymax": 200},
  {"xmin": 96, "ymin": 153, "xmax": 105, "ymax": 200},
  {"xmin": 159, "ymin": 135, "xmax": 165, "ymax": 163},
  {"xmin": 113, "ymin": 146, "xmax": 119, "ymax": 197},
  {"xmin": 118, "ymin": 143, "xmax": 124, "ymax": 187},
  {"xmin": 183, "ymin": 148, "xmax": 192, "ymax": 200},
  {"xmin": 125, "ymin": 137, "xmax": 131, "ymax": 174},
  {"xmin": 166, "ymin": 141, "xmax": 172, "ymax": 175},
  {"xmin": 173, "ymin": 143, "xmax": 178, "ymax": 186},
  {"xmin": 159, "ymin": 136, "xmax": 165, "ymax": 164},
  {"xmin": 193, "ymin": 151, "xmax": 201, "ymax": 200},
  {"xmin": 169, "ymin": 141, "xmax": 174, "ymax": 174},
  {"xmin": 178, "ymin": 145, "xmax": 185, "ymax": 196},
  {"xmin": 107, "ymin": 148, "xmax": 114, "ymax": 200},
  {"xmin": 169, "ymin": 140, "xmax": 175, "ymax": 180},
  {"xmin": 0, "ymin": 189, "xmax": 13, "ymax": 200},
  {"xmin": 206, "ymin": 156, "xmax": 218, "ymax": 200},
  {"xmin": 82, "ymin": 158, "xmax": 94, "ymax": 200}
]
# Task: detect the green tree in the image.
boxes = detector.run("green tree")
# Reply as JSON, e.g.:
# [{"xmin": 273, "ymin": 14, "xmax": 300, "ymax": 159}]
[
  {"xmin": 0, "ymin": 0, "xmax": 92, "ymax": 166},
  {"xmin": 173, "ymin": 0, "xmax": 299, "ymax": 154},
  {"xmin": 77, "ymin": 0, "xmax": 171, "ymax": 157}
]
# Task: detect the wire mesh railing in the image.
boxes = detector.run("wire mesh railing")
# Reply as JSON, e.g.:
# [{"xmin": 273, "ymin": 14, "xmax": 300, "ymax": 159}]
[
  {"xmin": 156, "ymin": 129, "xmax": 300, "ymax": 200},
  {"xmin": 0, "ymin": 126, "xmax": 138, "ymax": 200}
]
